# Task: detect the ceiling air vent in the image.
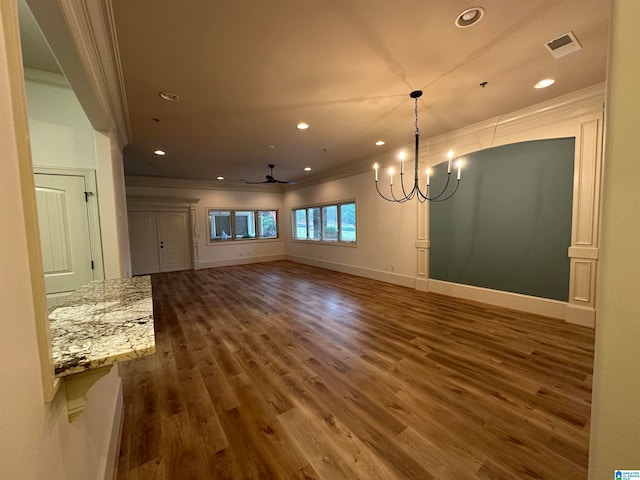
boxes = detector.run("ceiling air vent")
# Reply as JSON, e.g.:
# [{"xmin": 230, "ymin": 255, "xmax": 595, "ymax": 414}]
[{"xmin": 545, "ymin": 31, "xmax": 582, "ymax": 59}]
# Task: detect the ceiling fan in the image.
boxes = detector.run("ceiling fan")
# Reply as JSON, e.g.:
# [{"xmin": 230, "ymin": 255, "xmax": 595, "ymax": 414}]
[{"xmin": 245, "ymin": 164, "xmax": 298, "ymax": 184}]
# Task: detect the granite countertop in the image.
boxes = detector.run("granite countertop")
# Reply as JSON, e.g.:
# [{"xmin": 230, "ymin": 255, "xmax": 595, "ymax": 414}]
[{"xmin": 49, "ymin": 276, "xmax": 156, "ymax": 377}]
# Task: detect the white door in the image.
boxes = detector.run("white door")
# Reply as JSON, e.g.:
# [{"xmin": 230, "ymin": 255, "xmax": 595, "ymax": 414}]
[
  {"xmin": 129, "ymin": 211, "xmax": 191, "ymax": 275},
  {"xmin": 34, "ymin": 173, "xmax": 95, "ymax": 306},
  {"xmin": 158, "ymin": 211, "xmax": 191, "ymax": 272},
  {"xmin": 129, "ymin": 211, "xmax": 161, "ymax": 275}
]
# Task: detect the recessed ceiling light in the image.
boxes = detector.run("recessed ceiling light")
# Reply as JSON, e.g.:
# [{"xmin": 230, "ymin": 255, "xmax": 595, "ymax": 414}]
[
  {"xmin": 265, "ymin": 144, "xmax": 275, "ymax": 149},
  {"xmin": 216, "ymin": 176, "xmax": 224, "ymax": 180},
  {"xmin": 304, "ymin": 167, "xmax": 312, "ymax": 171},
  {"xmin": 534, "ymin": 78, "xmax": 555, "ymax": 89},
  {"xmin": 297, "ymin": 122, "xmax": 309, "ymax": 130},
  {"xmin": 455, "ymin": 7, "xmax": 485, "ymax": 28},
  {"xmin": 159, "ymin": 91, "xmax": 180, "ymax": 101},
  {"xmin": 375, "ymin": 140, "xmax": 385, "ymax": 146},
  {"xmin": 153, "ymin": 150, "xmax": 166, "ymax": 156}
]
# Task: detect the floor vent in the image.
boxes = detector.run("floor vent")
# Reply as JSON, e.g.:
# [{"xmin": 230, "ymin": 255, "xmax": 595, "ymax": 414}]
[{"xmin": 545, "ymin": 31, "xmax": 582, "ymax": 59}]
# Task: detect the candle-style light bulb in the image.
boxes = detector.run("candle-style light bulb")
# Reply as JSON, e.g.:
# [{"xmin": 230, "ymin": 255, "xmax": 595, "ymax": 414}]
[
  {"xmin": 456, "ymin": 160, "xmax": 462, "ymax": 180},
  {"xmin": 398, "ymin": 151, "xmax": 406, "ymax": 175},
  {"xmin": 388, "ymin": 167, "xmax": 394, "ymax": 186},
  {"xmin": 447, "ymin": 150, "xmax": 454, "ymax": 174},
  {"xmin": 426, "ymin": 168, "xmax": 431, "ymax": 186},
  {"xmin": 373, "ymin": 163, "xmax": 379, "ymax": 182}
]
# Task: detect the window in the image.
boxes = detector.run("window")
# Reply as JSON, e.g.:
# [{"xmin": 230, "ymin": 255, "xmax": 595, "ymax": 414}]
[
  {"xmin": 258, "ymin": 211, "xmax": 278, "ymax": 239},
  {"xmin": 235, "ymin": 211, "xmax": 255, "ymax": 239},
  {"xmin": 340, "ymin": 203, "xmax": 356, "ymax": 242},
  {"xmin": 208, "ymin": 209, "xmax": 278, "ymax": 242},
  {"xmin": 308, "ymin": 207, "xmax": 321, "ymax": 240},
  {"xmin": 295, "ymin": 209, "xmax": 307, "ymax": 240},
  {"xmin": 292, "ymin": 202, "xmax": 356, "ymax": 244}
]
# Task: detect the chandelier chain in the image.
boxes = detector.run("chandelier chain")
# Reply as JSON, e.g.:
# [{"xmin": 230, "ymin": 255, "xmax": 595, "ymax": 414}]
[{"xmin": 414, "ymin": 97, "xmax": 420, "ymax": 136}]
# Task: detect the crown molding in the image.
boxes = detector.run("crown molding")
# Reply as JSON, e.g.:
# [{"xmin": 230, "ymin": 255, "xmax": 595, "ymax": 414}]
[
  {"xmin": 125, "ymin": 175, "xmax": 284, "ymax": 193},
  {"xmin": 58, "ymin": 0, "xmax": 130, "ymax": 148},
  {"xmin": 127, "ymin": 196, "xmax": 199, "ymax": 209},
  {"xmin": 288, "ymin": 83, "xmax": 606, "ymax": 190},
  {"xmin": 25, "ymin": 0, "xmax": 130, "ymax": 150}
]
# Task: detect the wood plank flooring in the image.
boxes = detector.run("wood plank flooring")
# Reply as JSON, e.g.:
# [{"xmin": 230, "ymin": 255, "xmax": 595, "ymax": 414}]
[{"xmin": 116, "ymin": 261, "xmax": 595, "ymax": 479}]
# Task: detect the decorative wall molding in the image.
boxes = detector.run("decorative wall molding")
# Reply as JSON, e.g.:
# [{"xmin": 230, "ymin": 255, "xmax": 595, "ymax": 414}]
[
  {"xmin": 569, "ymin": 246, "xmax": 599, "ymax": 259},
  {"xmin": 429, "ymin": 279, "xmax": 568, "ymax": 321},
  {"xmin": 417, "ymin": 84, "xmax": 604, "ymax": 328}
]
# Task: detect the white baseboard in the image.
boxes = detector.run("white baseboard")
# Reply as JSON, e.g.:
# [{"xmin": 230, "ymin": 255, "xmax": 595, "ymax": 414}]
[
  {"xmin": 279, "ymin": 258, "xmax": 596, "ymax": 328},
  {"xmin": 197, "ymin": 254, "xmax": 285, "ymax": 269},
  {"xmin": 415, "ymin": 277, "xmax": 429, "ymax": 292},
  {"xmin": 428, "ymin": 279, "xmax": 569, "ymax": 321},
  {"xmin": 103, "ymin": 379, "xmax": 124, "ymax": 480},
  {"xmin": 285, "ymin": 254, "xmax": 416, "ymax": 288},
  {"xmin": 565, "ymin": 303, "xmax": 596, "ymax": 328}
]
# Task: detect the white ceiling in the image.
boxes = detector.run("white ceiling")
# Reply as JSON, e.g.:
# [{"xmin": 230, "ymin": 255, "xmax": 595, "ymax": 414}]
[
  {"xmin": 17, "ymin": 0, "xmax": 62, "ymax": 75},
  {"xmin": 24, "ymin": 0, "xmax": 613, "ymax": 185}
]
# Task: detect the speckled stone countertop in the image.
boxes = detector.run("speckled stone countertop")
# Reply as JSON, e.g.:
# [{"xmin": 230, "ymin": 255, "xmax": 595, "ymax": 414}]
[{"xmin": 49, "ymin": 276, "xmax": 156, "ymax": 377}]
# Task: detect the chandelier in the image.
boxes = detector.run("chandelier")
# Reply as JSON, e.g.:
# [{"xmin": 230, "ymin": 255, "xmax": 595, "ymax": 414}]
[{"xmin": 374, "ymin": 90, "xmax": 462, "ymax": 203}]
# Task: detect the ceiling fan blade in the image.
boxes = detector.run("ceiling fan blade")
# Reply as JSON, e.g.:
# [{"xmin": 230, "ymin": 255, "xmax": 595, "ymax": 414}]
[{"xmin": 244, "ymin": 164, "xmax": 297, "ymax": 184}]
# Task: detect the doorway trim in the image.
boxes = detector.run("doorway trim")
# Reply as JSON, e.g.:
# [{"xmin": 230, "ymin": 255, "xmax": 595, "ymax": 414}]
[{"xmin": 34, "ymin": 166, "xmax": 105, "ymax": 282}]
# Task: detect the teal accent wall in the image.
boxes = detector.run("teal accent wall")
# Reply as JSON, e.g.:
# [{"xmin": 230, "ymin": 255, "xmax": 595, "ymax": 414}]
[{"xmin": 429, "ymin": 138, "xmax": 575, "ymax": 302}]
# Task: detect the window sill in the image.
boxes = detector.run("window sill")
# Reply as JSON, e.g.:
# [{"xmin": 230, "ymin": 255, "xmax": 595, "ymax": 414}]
[
  {"xmin": 206, "ymin": 237, "xmax": 282, "ymax": 246},
  {"xmin": 291, "ymin": 239, "xmax": 358, "ymax": 247}
]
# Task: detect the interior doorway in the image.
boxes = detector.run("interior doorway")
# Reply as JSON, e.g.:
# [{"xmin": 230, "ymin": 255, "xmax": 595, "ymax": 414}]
[
  {"xmin": 34, "ymin": 170, "xmax": 102, "ymax": 307},
  {"xmin": 129, "ymin": 210, "xmax": 191, "ymax": 275}
]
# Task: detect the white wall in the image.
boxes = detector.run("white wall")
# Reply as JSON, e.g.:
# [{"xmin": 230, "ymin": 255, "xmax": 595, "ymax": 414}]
[
  {"xmin": 589, "ymin": 0, "xmax": 640, "ymax": 477},
  {"xmin": 25, "ymin": 74, "xmax": 96, "ymax": 169},
  {"xmin": 283, "ymin": 171, "xmax": 419, "ymax": 287},
  {"xmin": 96, "ymin": 131, "xmax": 131, "ymax": 278},
  {"xmin": 126, "ymin": 182, "xmax": 285, "ymax": 268},
  {"xmin": 0, "ymin": 3, "xmax": 123, "ymax": 479}
]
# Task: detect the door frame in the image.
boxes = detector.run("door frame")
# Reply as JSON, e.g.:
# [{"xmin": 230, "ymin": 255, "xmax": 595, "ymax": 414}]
[
  {"xmin": 34, "ymin": 166, "xmax": 105, "ymax": 282},
  {"xmin": 127, "ymin": 196, "xmax": 200, "ymax": 271}
]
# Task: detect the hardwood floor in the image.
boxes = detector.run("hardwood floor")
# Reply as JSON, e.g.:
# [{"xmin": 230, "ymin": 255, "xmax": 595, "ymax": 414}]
[{"xmin": 116, "ymin": 261, "xmax": 595, "ymax": 479}]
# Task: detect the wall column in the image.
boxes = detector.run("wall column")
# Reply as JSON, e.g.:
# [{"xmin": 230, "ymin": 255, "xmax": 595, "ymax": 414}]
[{"xmin": 589, "ymin": 0, "xmax": 640, "ymax": 477}]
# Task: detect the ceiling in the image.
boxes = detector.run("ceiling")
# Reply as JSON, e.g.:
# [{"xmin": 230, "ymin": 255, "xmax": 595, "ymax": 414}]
[
  {"xmin": 25, "ymin": 0, "xmax": 613, "ymax": 185},
  {"xmin": 17, "ymin": 0, "xmax": 62, "ymax": 75}
]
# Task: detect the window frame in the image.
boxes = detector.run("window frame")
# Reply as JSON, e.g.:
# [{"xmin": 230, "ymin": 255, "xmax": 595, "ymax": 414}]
[
  {"xmin": 292, "ymin": 200, "xmax": 357, "ymax": 245},
  {"xmin": 207, "ymin": 208, "xmax": 279, "ymax": 244}
]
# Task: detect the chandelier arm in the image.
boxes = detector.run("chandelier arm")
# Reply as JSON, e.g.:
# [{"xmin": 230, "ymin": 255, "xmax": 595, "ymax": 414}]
[
  {"xmin": 415, "ymin": 183, "xmax": 430, "ymax": 201},
  {"xmin": 425, "ymin": 173, "xmax": 453, "ymax": 201},
  {"xmin": 399, "ymin": 173, "xmax": 410, "ymax": 198},
  {"xmin": 429, "ymin": 180, "xmax": 461, "ymax": 202},
  {"xmin": 375, "ymin": 181, "xmax": 399, "ymax": 202}
]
